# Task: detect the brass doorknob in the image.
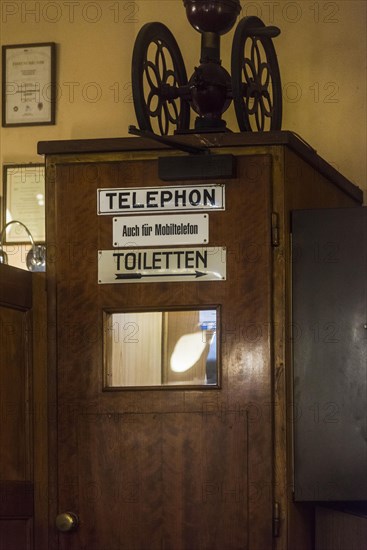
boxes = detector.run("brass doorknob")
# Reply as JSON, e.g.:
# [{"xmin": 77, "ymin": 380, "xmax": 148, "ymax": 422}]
[{"xmin": 55, "ymin": 512, "xmax": 79, "ymax": 532}]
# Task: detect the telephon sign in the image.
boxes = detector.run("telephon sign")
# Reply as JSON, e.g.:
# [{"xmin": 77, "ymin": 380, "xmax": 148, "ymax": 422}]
[{"xmin": 97, "ymin": 184, "xmax": 225, "ymax": 214}]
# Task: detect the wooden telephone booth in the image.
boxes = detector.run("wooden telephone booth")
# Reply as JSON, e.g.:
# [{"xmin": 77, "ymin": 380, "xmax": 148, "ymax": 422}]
[{"xmin": 38, "ymin": 131, "xmax": 363, "ymax": 550}]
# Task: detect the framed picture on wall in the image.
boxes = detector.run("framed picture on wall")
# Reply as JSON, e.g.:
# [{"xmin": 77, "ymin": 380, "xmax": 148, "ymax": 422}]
[
  {"xmin": 2, "ymin": 42, "xmax": 56, "ymax": 127},
  {"xmin": 2, "ymin": 164, "xmax": 45, "ymax": 243}
]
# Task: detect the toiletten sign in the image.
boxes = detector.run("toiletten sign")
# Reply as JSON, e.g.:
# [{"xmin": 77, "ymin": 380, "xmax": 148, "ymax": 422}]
[
  {"xmin": 98, "ymin": 247, "xmax": 226, "ymax": 284},
  {"xmin": 97, "ymin": 184, "xmax": 225, "ymax": 214}
]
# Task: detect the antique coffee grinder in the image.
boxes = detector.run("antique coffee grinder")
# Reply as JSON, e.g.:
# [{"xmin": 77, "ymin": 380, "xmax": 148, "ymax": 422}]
[{"xmin": 131, "ymin": 0, "xmax": 282, "ymax": 135}]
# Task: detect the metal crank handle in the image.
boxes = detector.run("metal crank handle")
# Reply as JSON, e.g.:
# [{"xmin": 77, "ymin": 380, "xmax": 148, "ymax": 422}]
[
  {"xmin": 247, "ymin": 25, "xmax": 281, "ymax": 38},
  {"xmin": 128, "ymin": 126, "xmax": 209, "ymax": 155}
]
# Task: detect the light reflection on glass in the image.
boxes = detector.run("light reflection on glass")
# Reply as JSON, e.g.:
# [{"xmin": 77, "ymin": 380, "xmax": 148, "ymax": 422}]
[{"xmin": 104, "ymin": 309, "xmax": 219, "ymax": 388}]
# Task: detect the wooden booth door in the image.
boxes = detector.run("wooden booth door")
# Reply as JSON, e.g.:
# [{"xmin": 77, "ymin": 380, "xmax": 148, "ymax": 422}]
[{"xmin": 50, "ymin": 154, "xmax": 274, "ymax": 550}]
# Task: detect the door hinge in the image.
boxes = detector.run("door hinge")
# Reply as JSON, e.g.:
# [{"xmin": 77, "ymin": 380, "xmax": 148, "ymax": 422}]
[
  {"xmin": 273, "ymin": 501, "xmax": 281, "ymax": 538},
  {"xmin": 271, "ymin": 212, "xmax": 280, "ymax": 247}
]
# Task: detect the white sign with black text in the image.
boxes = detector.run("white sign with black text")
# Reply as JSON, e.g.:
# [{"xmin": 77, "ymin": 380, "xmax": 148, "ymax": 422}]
[
  {"xmin": 98, "ymin": 247, "xmax": 226, "ymax": 284},
  {"xmin": 113, "ymin": 214, "xmax": 209, "ymax": 247},
  {"xmin": 97, "ymin": 184, "xmax": 225, "ymax": 215}
]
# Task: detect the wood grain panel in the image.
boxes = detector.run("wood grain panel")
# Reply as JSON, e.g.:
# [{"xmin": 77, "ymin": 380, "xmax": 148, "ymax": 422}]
[
  {"xmin": 75, "ymin": 412, "xmax": 248, "ymax": 550},
  {"xmin": 0, "ymin": 265, "xmax": 32, "ymax": 310},
  {"xmin": 0, "ymin": 266, "xmax": 34, "ymax": 550},
  {"xmin": 0, "ymin": 306, "xmax": 30, "ymax": 480},
  {"xmin": 0, "ymin": 519, "xmax": 32, "ymax": 550},
  {"xmin": 51, "ymin": 153, "xmax": 274, "ymax": 549},
  {"xmin": 0, "ymin": 481, "xmax": 33, "ymax": 516},
  {"xmin": 316, "ymin": 507, "xmax": 367, "ymax": 550}
]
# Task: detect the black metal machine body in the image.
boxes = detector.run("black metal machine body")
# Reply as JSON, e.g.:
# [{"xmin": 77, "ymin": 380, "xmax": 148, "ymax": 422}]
[{"xmin": 131, "ymin": 0, "xmax": 282, "ymax": 135}]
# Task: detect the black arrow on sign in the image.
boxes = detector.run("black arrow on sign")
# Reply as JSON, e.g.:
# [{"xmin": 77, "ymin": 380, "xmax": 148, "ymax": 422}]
[{"xmin": 116, "ymin": 270, "xmax": 207, "ymax": 280}]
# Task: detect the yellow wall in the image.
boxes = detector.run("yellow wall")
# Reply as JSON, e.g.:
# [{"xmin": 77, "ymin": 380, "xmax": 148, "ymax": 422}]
[{"xmin": 0, "ymin": 0, "xmax": 366, "ymax": 243}]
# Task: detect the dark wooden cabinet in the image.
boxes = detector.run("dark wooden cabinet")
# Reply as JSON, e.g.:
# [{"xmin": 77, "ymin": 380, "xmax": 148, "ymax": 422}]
[{"xmin": 38, "ymin": 131, "xmax": 363, "ymax": 550}]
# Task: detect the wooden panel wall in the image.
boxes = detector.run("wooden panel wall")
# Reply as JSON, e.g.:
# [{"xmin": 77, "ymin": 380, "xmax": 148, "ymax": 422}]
[
  {"xmin": 0, "ymin": 267, "xmax": 46, "ymax": 549},
  {"xmin": 32, "ymin": 273, "xmax": 48, "ymax": 550},
  {"xmin": 0, "ymin": 265, "xmax": 33, "ymax": 550},
  {"xmin": 315, "ymin": 507, "xmax": 367, "ymax": 550}
]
